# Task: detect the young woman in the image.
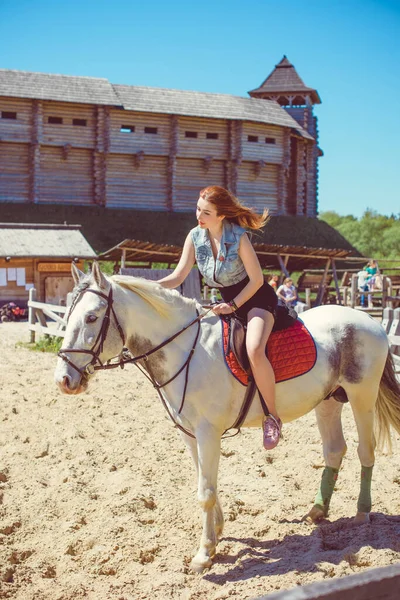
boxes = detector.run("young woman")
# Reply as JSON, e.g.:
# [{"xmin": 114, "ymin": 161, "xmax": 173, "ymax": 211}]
[{"xmin": 157, "ymin": 186, "xmax": 281, "ymax": 450}]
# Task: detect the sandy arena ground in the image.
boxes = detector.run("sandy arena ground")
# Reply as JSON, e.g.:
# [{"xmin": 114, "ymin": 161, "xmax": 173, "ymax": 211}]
[{"xmin": 1, "ymin": 321, "xmax": 400, "ymax": 600}]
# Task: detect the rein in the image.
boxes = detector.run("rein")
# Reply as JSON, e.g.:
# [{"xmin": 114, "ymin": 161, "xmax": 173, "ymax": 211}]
[
  {"xmin": 58, "ymin": 285, "xmax": 210, "ymax": 438},
  {"xmin": 58, "ymin": 285, "xmax": 254, "ymax": 440}
]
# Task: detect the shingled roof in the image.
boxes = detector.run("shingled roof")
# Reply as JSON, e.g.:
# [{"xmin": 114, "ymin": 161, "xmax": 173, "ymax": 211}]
[
  {"xmin": 249, "ymin": 56, "xmax": 321, "ymax": 104},
  {"xmin": 0, "ymin": 67, "xmax": 313, "ymax": 137},
  {"xmin": 0, "ymin": 223, "xmax": 97, "ymax": 258},
  {"xmin": 0, "ymin": 69, "xmax": 121, "ymax": 106},
  {"xmin": 113, "ymin": 84, "xmax": 313, "ymax": 138}
]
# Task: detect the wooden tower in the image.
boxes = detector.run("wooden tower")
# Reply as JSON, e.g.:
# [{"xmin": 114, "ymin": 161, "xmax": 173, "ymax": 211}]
[{"xmin": 249, "ymin": 56, "xmax": 322, "ymax": 216}]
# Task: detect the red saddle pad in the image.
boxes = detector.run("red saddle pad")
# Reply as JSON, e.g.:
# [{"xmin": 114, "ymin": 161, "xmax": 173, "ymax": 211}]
[{"xmin": 222, "ymin": 319, "xmax": 317, "ymax": 386}]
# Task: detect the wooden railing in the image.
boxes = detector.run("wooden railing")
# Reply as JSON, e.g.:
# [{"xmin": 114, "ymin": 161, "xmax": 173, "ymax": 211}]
[
  {"xmin": 382, "ymin": 307, "xmax": 400, "ymax": 373},
  {"xmin": 262, "ymin": 562, "xmax": 400, "ymax": 600},
  {"xmin": 28, "ymin": 288, "xmax": 69, "ymax": 342}
]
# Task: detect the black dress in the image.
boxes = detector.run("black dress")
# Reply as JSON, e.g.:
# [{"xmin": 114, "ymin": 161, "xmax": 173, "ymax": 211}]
[{"xmin": 219, "ymin": 276, "xmax": 277, "ymax": 322}]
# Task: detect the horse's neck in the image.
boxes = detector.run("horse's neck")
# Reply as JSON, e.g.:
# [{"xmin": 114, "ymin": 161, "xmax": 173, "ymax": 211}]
[{"xmin": 118, "ymin": 286, "xmax": 197, "ymax": 347}]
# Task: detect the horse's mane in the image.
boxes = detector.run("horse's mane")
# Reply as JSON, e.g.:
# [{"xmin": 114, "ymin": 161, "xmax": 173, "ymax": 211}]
[{"xmin": 111, "ymin": 275, "xmax": 197, "ymax": 319}]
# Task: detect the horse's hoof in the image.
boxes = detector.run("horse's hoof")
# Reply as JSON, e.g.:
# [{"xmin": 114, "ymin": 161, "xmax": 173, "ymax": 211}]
[
  {"xmin": 303, "ymin": 505, "xmax": 326, "ymax": 524},
  {"xmin": 354, "ymin": 511, "xmax": 370, "ymax": 524},
  {"xmin": 190, "ymin": 556, "xmax": 213, "ymax": 574}
]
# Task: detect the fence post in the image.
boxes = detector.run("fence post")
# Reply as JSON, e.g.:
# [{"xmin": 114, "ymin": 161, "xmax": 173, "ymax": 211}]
[
  {"xmin": 350, "ymin": 274, "xmax": 358, "ymax": 308},
  {"xmin": 305, "ymin": 288, "xmax": 311, "ymax": 308},
  {"xmin": 28, "ymin": 287, "xmax": 36, "ymax": 343},
  {"xmin": 382, "ymin": 307, "xmax": 393, "ymax": 334}
]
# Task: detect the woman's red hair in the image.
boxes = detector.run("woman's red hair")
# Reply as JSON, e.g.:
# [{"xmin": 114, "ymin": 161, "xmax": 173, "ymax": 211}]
[{"xmin": 199, "ymin": 186, "xmax": 269, "ymax": 230}]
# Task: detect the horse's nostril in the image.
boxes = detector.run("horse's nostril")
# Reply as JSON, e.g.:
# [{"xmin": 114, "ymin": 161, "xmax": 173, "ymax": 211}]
[{"xmin": 62, "ymin": 376, "xmax": 71, "ymax": 389}]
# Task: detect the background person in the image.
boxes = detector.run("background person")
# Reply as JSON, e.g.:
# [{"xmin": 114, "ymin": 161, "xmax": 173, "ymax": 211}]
[
  {"xmin": 268, "ymin": 274, "xmax": 279, "ymax": 291},
  {"xmin": 156, "ymin": 185, "xmax": 282, "ymax": 450},
  {"xmin": 276, "ymin": 278, "xmax": 298, "ymax": 308},
  {"xmin": 362, "ymin": 259, "xmax": 380, "ymax": 308}
]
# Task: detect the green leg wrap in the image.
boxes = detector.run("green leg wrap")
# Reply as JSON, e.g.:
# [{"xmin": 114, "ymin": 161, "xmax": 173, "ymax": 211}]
[
  {"xmin": 357, "ymin": 465, "xmax": 374, "ymax": 513},
  {"xmin": 314, "ymin": 467, "xmax": 339, "ymax": 515}
]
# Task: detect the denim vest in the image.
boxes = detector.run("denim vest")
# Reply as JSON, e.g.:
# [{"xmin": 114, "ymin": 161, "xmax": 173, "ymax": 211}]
[{"xmin": 190, "ymin": 221, "xmax": 247, "ymax": 287}]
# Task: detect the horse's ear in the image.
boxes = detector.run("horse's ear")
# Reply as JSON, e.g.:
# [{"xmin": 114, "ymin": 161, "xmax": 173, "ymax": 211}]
[
  {"xmin": 91, "ymin": 261, "xmax": 108, "ymax": 289},
  {"xmin": 71, "ymin": 262, "xmax": 85, "ymax": 285}
]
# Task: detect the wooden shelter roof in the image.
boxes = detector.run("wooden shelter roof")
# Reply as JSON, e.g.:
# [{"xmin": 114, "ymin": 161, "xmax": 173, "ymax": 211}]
[
  {"xmin": 98, "ymin": 238, "xmax": 358, "ymax": 272},
  {"xmin": 112, "ymin": 84, "xmax": 313, "ymax": 138},
  {"xmin": 249, "ymin": 56, "xmax": 321, "ymax": 104},
  {"xmin": 0, "ymin": 69, "xmax": 122, "ymax": 106},
  {"xmin": 0, "ymin": 223, "xmax": 97, "ymax": 259},
  {"xmin": 0, "ymin": 205, "xmax": 362, "ymax": 260}
]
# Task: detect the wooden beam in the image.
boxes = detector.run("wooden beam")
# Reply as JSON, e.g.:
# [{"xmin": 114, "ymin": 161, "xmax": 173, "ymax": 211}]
[
  {"xmin": 118, "ymin": 247, "xmax": 181, "ymax": 258},
  {"xmin": 121, "ymin": 249, "xmax": 127, "ymax": 269},
  {"xmin": 254, "ymin": 250, "xmax": 349, "ymax": 260},
  {"xmin": 331, "ymin": 259, "xmax": 342, "ymax": 305},
  {"xmin": 277, "ymin": 254, "xmax": 290, "ymax": 278},
  {"xmin": 167, "ymin": 114, "xmax": 178, "ymax": 211},
  {"xmin": 29, "ymin": 100, "xmax": 42, "ymax": 204},
  {"xmin": 315, "ymin": 258, "xmax": 330, "ymax": 306}
]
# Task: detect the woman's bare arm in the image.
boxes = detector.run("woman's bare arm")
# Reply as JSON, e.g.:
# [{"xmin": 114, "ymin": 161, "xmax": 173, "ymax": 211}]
[
  {"xmin": 233, "ymin": 234, "xmax": 264, "ymax": 307},
  {"xmin": 157, "ymin": 233, "xmax": 196, "ymax": 289}
]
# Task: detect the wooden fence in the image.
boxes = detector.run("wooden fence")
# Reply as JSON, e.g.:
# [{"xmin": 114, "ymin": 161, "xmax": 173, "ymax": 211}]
[
  {"xmin": 256, "ymin": 562, "xmax": 400, "ymax": 600},
  {"xmin": 382, "ymin": 307, "xmax": 400, "ymax": 372},
  {"xmin": 28, "ymin": 287, "xmax": 69, "ymax": 342}
]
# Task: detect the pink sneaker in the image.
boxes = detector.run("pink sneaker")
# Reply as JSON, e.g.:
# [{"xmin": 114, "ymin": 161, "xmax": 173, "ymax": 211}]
[{"xmin": 263, "ymin": 415, "xmax": 282, "ymax": 450}]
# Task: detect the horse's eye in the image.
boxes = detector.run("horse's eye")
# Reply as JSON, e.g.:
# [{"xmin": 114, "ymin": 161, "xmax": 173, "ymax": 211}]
[{"xmin": 86, "ymin": 314, "xmax": 98, "ymax": 324}]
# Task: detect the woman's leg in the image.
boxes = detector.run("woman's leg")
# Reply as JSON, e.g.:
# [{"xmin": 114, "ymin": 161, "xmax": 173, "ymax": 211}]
[{"xmin": 246, "ymin": 308, "xmax": 281, "ymax": 448}]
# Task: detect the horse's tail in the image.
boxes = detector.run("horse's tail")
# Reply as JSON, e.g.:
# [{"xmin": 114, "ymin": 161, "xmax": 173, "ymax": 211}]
[{"xmin": 375, "ymin": 351, "xmax": 400, "ymax": 452}]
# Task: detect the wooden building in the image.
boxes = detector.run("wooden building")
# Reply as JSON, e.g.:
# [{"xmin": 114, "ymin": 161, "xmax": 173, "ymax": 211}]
[
  {"xmin": 0, "ymin": 57, "xmax": 322, "ymax": 217},
  {"xmin": 0, "ymin": 223, "xmax": 96, "ymax": 305}
]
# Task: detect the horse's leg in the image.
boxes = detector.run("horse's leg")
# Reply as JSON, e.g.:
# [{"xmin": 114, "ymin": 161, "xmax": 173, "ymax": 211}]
[
  {"xmin": 181, "ymin": 433, "xmax": 224, "ymax": 539},
  {"xmin": 305, "ymin": 399, "xmax": 347, "ymax": 523},
  {"xmin": 189, "ymin": 426, "xmax": 221, "ymax": 573},
  {"xmin": 348, "ymin": 386, "xmax": 377, "ymax": 524}
]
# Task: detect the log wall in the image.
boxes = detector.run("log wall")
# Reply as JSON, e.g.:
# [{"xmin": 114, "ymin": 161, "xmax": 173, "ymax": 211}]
[
  {"xmin": 0, "ymin": 95, "xmax": 318, "ymax": 216},
  {"xmin": 0, "ymin": 142, "xmax": 30, "ymax": 202},
  {"xmin": 174, "ymin": 158, "xmax": 226, "ymax": 210},
  {"xmin": 0, "ymin": 257, "xmax": 84, "ymax": 304}
]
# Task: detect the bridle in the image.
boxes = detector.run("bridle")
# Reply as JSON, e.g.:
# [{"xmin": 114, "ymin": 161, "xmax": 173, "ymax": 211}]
[
  {"xmin": 58, "ymin": 286, "xmax": 126, "ymax": 378},
  {"xmin": 58, "ymin": 284, "xmax": 206, "ymax": 438}
]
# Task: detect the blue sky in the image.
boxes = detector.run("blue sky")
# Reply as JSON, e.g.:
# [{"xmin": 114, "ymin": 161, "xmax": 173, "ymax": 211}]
[{"xmin": 1, "ymin": 0, "xmax": 399, "ymax": 218}]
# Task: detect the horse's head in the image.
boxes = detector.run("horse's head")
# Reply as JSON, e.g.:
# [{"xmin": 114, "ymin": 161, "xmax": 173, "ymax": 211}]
[{"xmin": 54, "ymin": 262, "xmax": 125, "ymax": 395}]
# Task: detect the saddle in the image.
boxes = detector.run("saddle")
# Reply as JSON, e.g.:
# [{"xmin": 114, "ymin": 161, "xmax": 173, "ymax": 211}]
[
  {"xmin": 226, "ymin": 304, "xmax": 298, "ymax": 374},
  {"xmin": 222, "ymin": 306, "xmax": 317, "ymax": 386}
]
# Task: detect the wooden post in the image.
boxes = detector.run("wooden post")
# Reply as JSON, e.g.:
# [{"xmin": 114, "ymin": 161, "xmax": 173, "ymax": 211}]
[
  {"xmin": 315, "ymin": 259, "xmax": 330, "ymax": 306},
  {"xmin": 305, "ymin": 288, "xmax": 311, "ymax": 308},
  {"xmin": 382, "ymin": 307, "xmax": 393, "ymax": 334},
  {"xmin": 331, "ymin": 259, "xmax": 342, "ymax": 305},
  {"xmin": 28, "ymin": 287, "xmax": 36, "ymax": 343},
  {"xmin": 342, "ymin": 287, "xmax": 348, "ymax": 306},
  {"xmin": 382, "ymin": 275, "xmax": 389, "ymax": 308},
  {"xmin": 350, "ymin": 274, "xmax": 358, "ymax": 308},
  {"xmin": 277, "ymin": 254, "xmax": 290, "ymax": 278},
  {"xmin": 121, "ymin": 249, "xmax": 126, "ymax": 269}
]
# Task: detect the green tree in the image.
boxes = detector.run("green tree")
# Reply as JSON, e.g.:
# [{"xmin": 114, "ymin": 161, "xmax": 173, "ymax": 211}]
[{"xmin": 319, "ymin": 209, "xmax": 400, "ymax": 260}]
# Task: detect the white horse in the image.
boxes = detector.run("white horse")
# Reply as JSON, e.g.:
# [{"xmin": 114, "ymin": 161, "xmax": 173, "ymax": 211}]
[{"xmin": 55, "ymin": 263, "xmax": 400, "ymax": 573}]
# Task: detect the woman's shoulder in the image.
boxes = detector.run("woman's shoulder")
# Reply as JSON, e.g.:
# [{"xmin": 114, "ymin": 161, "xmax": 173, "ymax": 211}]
[
  {"xmin": 224, "ymin": 220, "xmax": 247, "ymax": 239},
  {"xmin": 190, "ymin": 225, "xmax": 207, "ymax": 245},
  {"xmin": 190, "ymin": 225, "xmax": 201, "ymax": 237}
]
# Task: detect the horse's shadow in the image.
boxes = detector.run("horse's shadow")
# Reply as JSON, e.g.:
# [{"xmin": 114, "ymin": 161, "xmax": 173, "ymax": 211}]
[{"xmin": 204, "ymin": 512, "xmax": 400, "ymax": 584}]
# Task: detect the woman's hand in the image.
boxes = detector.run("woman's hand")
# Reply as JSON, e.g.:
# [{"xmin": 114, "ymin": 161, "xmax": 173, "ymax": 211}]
[{"xmin": 212, "ymin": 302, "xmax": 235, "ymax": 315}]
